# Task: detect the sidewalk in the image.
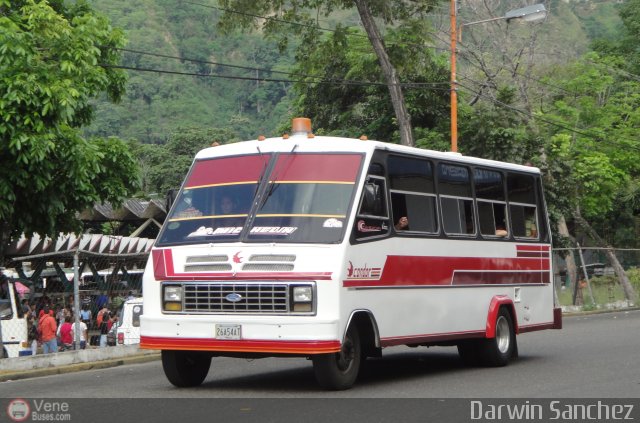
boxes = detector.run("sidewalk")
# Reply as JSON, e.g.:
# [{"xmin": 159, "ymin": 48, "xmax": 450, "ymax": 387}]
[{"xmin": 0, "ymin": 345, "xmax": 159, "ymax": 382}]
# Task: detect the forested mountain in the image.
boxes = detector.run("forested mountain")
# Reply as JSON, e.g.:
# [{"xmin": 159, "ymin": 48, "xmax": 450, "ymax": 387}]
[
  {"xmin": 85, "ymin": 0, "xmax": 623, "ymax": 145},
  {"xmin": 85, "ymin": 0, "xmax": 296, "ymax": 144}
]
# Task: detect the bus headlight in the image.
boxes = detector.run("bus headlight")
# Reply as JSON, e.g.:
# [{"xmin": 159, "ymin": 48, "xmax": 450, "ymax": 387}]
[
  {"xmin": 163, "ymin": 285, "xmax": 183, "ymax": 312},
  {"xmin": 292, "ymin": 286, "xmax": 313, "ymax": 312}
]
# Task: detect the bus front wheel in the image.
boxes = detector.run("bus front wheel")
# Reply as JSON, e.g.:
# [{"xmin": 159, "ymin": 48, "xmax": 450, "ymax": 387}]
[
  {"xmin": 312, "ymin": 326, "xmax": 361, "ymax": 390},
  {"xmin": 161, "ymin": 350, "xmax": 211, "ymax": 387}
]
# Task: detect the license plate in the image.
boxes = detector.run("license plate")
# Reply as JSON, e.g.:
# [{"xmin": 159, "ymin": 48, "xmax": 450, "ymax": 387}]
[{"xmin": 215, "ymin": 324, "xmax": 241, "ymax": 340}]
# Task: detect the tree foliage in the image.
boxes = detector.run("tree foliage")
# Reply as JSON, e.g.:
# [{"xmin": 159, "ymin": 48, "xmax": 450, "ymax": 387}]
[
  {"xmin": 288, "ymin": 22, "xmax": 450, "ymax": 144},
  {"xmin": 0, "ymin": 0, "xmax": 138, "ymax": 257},
  {"xmin": 130, "ymin": 127, "xmax": 238, "ymax": 196},
  {"xmin": 540, "ymin": 52, "xmax": 640, "ymax": 249},
  {"xmin": 85, "ymin": 0, "xmax": 292, "ymax": 144},
  {"xmin": 217, "ymin": 0, "xmax": 443, "ymax": 146}
]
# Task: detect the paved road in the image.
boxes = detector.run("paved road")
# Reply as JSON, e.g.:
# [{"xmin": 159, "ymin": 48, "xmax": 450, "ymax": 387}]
[{"xmin": 3, "ymin": 310, "xmax": 639, "ymax": 398}]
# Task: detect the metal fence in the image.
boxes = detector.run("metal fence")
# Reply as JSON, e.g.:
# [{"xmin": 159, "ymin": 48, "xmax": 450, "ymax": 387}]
[{"xmin": 553, "ymin": 247, "xmax": 640, "ymax": 312}]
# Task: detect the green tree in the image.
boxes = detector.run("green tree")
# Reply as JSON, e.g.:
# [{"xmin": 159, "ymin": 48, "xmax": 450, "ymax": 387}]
[
  {"xmin": 0, "ymin": 0, "xmax": 138, "ymax": 262},
  {"xmin": 217, "ymin": 0, "xmax": 443, "ymax": 146},
  {"xmin": 287, "ymin": 22, "xmax": 450, "ymax": 145},
  {"xmin": 132, "ymin": 127, "xmax": 238, "ymax": 197},
  {"xmin": 541, "ymin": 53, "xmax": 640, "ymax": 302}
]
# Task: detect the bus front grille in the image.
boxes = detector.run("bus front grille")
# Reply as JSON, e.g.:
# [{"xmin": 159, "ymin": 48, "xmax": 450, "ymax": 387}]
[{"xmin": 183, "ymin": 283, "xmax": 289, "ymax": 313}]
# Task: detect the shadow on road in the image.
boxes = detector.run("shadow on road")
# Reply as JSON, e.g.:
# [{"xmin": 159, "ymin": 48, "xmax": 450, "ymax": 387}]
[{"xmin": 191, "ymin": 348, "xmax": 543, "ymax": 392}]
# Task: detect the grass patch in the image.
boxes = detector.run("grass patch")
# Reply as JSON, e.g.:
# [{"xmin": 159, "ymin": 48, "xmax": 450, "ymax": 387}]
[{"xmin": 557, "ymin": 275, "xmax": 627, "ymax": 306}]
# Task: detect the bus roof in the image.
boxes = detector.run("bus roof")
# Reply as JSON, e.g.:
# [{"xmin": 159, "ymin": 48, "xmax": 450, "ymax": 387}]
[{"xmin": 194, "ymin": 135, "xmax": 541, "ymax": 174}]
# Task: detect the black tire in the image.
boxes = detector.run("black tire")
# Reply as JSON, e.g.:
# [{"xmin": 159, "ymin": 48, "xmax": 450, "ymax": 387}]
[
  {"xmin": 161, "ymin": 350, "xmax": 211, "ymax": 387},
  {"xmin": 457, "ymin": 339, "xmax": 481, "ymax": 366},
  {"xmin": 478, "ymin": 307, "xmax": 516, "ymax": 367},
  {"xmin": 312, "ymin": 326, "xmax": 361, "ymax": 390}
]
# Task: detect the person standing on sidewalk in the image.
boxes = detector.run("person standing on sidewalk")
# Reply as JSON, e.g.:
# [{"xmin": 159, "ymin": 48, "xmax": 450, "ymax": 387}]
[
  {"xmin": 70, "ymin": 319, "xmax": 88, "ymax": 350},
  {"xmin": 39, "ymin": 305, "xmax": 58, "ymax": 354},
  {"xmin": 99, "ymin": 311, "xmax": 110, "ymax": 348},
  {"xmin": 58, "ymin": 316, "xmax": 73, "ymax": 351}
]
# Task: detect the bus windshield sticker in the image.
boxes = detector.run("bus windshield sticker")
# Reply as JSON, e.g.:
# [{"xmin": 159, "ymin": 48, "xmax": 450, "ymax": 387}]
[
  {"xmin": 187, "ymin": 226, "xmax": 243, "ymax": 237},
  {"xmin": 323, "ymin": 218, "xmax": 343, "ymax": 228},
  {"xmin": 249, "ymin": 226, "xmax": 297, "ymax": 235}
]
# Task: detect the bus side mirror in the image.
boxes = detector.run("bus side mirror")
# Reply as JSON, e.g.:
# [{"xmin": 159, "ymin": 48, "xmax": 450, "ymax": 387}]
[{"xmin": 361, "ymin": 182, "xmax": 381, "ymax": 216}]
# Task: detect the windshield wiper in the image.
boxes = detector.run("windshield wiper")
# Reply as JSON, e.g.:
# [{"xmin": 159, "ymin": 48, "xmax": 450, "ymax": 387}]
[
  {"xmin": 257, "ymin": 144, "xmax": 298, "ymax": 210},
  {"xmin": 255, "ymin": 145, "xmax": 269, "ymax": 195}
]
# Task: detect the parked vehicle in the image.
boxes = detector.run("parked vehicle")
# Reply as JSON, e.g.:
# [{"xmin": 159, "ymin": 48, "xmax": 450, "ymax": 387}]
[
  {"xmin": 0, "ymin": 274, "xmax": 31, "ymax": 358},
  {"xmin": 116, "ymin": 298, "xmax": 143, "ymax": 345}
]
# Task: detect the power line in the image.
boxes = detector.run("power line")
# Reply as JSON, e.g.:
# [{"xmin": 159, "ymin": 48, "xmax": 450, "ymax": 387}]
[
  {"xmin": 100, "ymin": 63, "xmax": 450, "ymax": 89},
  {"xmin": 113, "ymin": 46, "xmax": 450, "ymax": 89},
  {"xmin": 182, "ymin": 0, "xmax": 363, "ymax": 36},
  {"xmin": 181, "ymin": 0, "xmax": 450, "ymax": 53},
  {"xmin": 110, "ymin": 46, "xmax": 354, "ymax": 84}
]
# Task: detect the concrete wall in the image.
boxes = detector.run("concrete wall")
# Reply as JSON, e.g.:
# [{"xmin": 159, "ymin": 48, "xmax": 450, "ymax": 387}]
[{"xmin": 0, "ymin": 345, "xmax": 157, "ymax": 372}]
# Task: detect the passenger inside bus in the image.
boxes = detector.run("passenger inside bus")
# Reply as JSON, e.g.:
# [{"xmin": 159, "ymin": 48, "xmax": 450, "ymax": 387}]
[
  {"xmin": 495, "ymin": 223, "xmax": 508, "ymax": 237},
  {"xmin": 394, "ymin": 216, "xmax": 409, "ymax": 230},
  {"xmin": 173, "ymin": 190, "xmax": 203, "ymax": 218}
]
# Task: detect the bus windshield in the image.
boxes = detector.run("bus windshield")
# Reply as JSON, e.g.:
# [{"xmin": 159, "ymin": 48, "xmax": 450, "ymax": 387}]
[{"xmin": 157, "ymin": 152, "xmax": 363, "ymax": 245}]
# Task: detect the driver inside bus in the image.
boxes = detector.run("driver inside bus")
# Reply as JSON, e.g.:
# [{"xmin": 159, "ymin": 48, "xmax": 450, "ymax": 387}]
[
  {"xmin": 217, "ymin": 195, "xmax": 246, "ymax": 228},
  {"xmin": 219, "ymin": 195, "xmax": 236, "ymax": 215}
]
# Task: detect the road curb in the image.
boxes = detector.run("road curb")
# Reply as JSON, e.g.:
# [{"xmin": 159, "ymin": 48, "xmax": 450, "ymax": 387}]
[
  {"xmin": 0, "ymin": 352, "xmax": 160, "ymax": 382},
  {"xmin": 562, "ymin": 306, "xmax": 640, "ymax": 317}
]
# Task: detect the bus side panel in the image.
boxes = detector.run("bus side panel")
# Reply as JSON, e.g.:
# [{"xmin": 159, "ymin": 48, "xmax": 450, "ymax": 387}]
[{"xmin": 341, "ymin": 238, "xmax": 554, "ymax": 345}]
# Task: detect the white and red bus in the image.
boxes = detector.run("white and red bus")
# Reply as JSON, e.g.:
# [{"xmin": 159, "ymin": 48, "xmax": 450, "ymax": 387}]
[{"xmin": 141, "ymin": 118, "xmax": 561, "ymax": 390}]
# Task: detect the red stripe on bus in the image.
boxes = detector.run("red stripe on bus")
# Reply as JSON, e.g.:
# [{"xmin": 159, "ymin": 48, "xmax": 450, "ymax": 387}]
[
  {"xmin": 159, "ymin": 272, "xmax": 333, "ymax": 281},
  {"xmin": 343, "ymin": 255, "xmax": 550, "ymax": 287},
  {"xmin": 452, "ymin": 271, "xmax": 550, "ymax": 285},
  {"xmin": 517, "ymin": 251, "xmax": 550, "ymax": 258},
  {"xmin": 517, "ymin": 321, "xmax": 558, "ymax": 334},
  {"xmin": 380, "ymin": 330, "xmax": 486, "ymax": 347},
  {"xmin": 152, "ymin": 248, "xmax": 332, "ymax": 281},
  {"xmin": 152, "ymin": 249, "xmax": 167, "ymax": 280},
  {"xmin": 186, "ymin": 156, "xmax": 265, "ymax": 188},
  {"xmin": 140, "ymin": 336, "xmax": 341, "ymax": 354},
  {"xmin": 272, "ymin": 153, "xmax": 362, "ymax": 182},
  {"xmin": 516, "ymin": 245, "xmax": 550, "ymax": 252}
]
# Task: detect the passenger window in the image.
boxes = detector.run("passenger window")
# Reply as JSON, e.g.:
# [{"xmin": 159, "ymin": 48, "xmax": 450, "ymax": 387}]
[
  {"xmin": 388, "ymin": 156, "xmax": 438, "ymax": 234},
  {"xmin": 507, "ymin": 173, "xmax": 538, "ymax": 239},
  {"xmin": 510, "ymin": 204, "xmax": 538, "ymax": 238},
  {"xmin": 438, "ymin": 164, "xmax": 475, "ymax": 236},
  {"xmin": 0, "ymin": 299, "xmax": 12, "ymax": 319},
  {"xmin": 475, "ymin": 169, "xmax": 508, "ymax": 238},
  {"xmin": 132, "ymin": 304, "xmax": 143, "ymax": 327},
  {"xmin": 391, "ymin": 192, "xmax": 438, "ymax": 233}
]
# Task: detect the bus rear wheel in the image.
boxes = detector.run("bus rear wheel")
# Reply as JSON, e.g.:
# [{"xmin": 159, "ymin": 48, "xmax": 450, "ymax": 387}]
[
  {"xmin": 162, "ymin": 350, "xmax": 211, "ymax": 387},
  {"xmin": 312, "ymin": 326, "xmax": 361, "ymax": 390},
  {"xmin": 479, "ymin": 307, "xmax": 516, "ymax": 367}
]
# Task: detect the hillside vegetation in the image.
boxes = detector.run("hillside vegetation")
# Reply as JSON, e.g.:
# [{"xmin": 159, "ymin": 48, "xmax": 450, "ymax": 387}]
[{"xmin": 85, "ymin": 0, "xmax": 623, "ymax": 144}]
